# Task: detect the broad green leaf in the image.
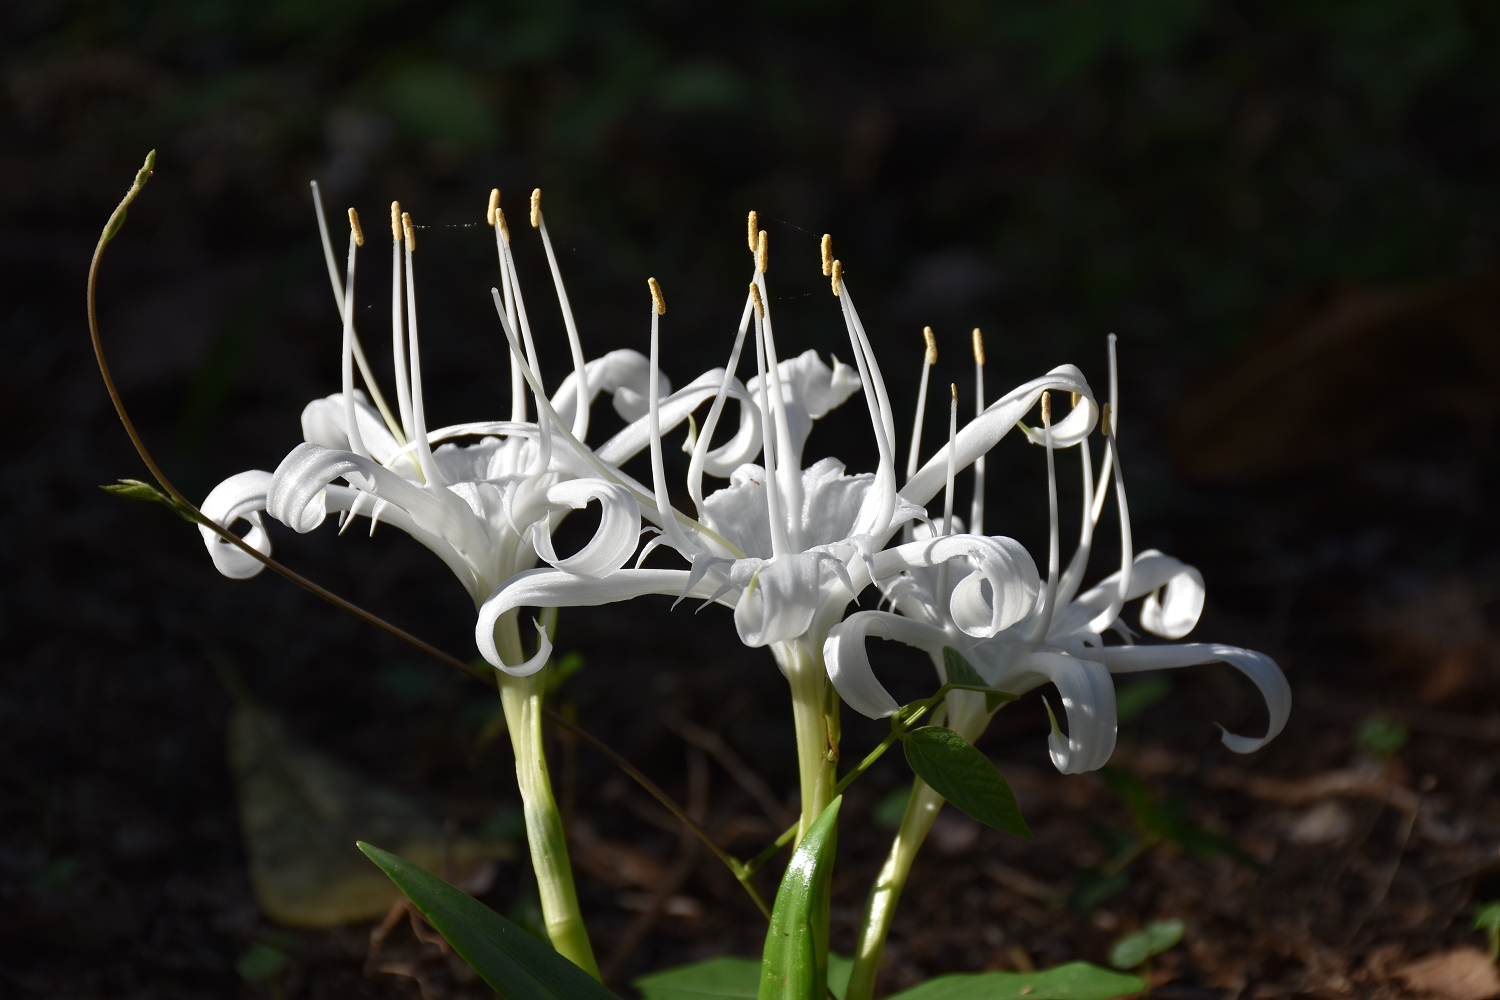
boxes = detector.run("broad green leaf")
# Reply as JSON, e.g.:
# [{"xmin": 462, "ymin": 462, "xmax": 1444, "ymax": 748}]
[
  {"xmin": 634, "ymin": 953, "xmax": 853, "ymax": 1000},
  {"xmin": 941, "ymin": 648, "xmax": 1016, "ymax": 712},
  {"xmin": 886, "ymin": 962, "xmax": 1144, "ymax": 1000},
  {"xmin": 760, "ymin": 797, "xmax": 842, "ymax": 1000},
  {"xmin": 358, "ymin": 842, "xmax": 619, "ymax": 1000},
  {"xmin": 903, "ymin": 728, "xmax": 1031, "ymax": 839},
  {"xmin": 1108, "ymin": 918, "xmax": 1184, "ymax": 969},
  {"xmin": 635, "ymin": 956, "xmax": 758, "ymax": 999}
]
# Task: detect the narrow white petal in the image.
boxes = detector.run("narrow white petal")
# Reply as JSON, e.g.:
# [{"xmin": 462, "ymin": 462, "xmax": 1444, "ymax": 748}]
[
  {"xmin": 199, "ymin": 471, "xmax": 274, "ymax": 579},
  {"xmin": 1096, "ymin": 642, "xmax": 1290, "ymax": 754},
  {"xmin": 1022, "ymin": 650, "xmax": 1118, "ymax": 774},
  {"xmin": 824, "ymin": 611, "xmax": 950, "ymax": 719},
  {"xmin": 536, "ymin": 480, "xmax": 641, "ymax": 577}
]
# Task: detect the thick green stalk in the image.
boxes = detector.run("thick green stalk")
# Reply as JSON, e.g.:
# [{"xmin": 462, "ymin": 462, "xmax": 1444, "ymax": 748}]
[
  {"xmin": 782, "ymin": 638, "xmax": 838, "ymax": 846},
  {"xmin": 493, "ymin": 610, "xmax": 599, "ymax": 979},
  {"xmin": 845, "ymin": 778, "xmax": 943, "ymax": 1000},
  {"xmin": 846, "ymin": 691, "xmax": 995, "ymax": 1000}
]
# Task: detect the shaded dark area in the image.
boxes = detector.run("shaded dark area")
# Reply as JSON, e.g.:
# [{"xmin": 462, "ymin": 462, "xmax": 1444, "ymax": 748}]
[{"xmin": 3, "ymin": 1, "xmax": 1500, "ymax": 997}]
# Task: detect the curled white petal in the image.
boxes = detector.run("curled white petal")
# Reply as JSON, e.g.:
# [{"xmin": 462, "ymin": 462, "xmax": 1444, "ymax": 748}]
[
  {"xmin": 301, "ymin": 391, "xmax": 402, "ymax": 464},
  {"xmin": 1020, "ymin": 651, "xmax": 1118, "ymax": 774},
  {"xmin": 901, "ymin": 366, "xmax": 1097, "ymax": 508},
  {"xmin": 199, "ymin": 471, "xmax": 273, "ymax": 579},
  {"xmin": 1137, "ymin": 560, "xmax": 1205, "ymax": 640},
  {"xmin": 596, "ymin": 369, "xmax": 762, "ymax": 475},
  {"xmin": 1097, "ymin": 642, "xmax": 1290, "ymax": 754},
  {"xmin": 476, "ymin": 568, "xmax": 713, "ymax": 669},
  {"xmin": 533, "ymin": 480, "xmax": 641, "ymax": 577},
  {"xmin": 1053, "ymin": 549, "xmax": 1203, "ymax": 641},
  {"xmin": 488, "ymin": 617, "xmax": 554, "ymax": 678},
  {"xmin": 873, "ymin": 534, "xmax": 1040, "ymax": 638},
  {"xmin": 824, "ymin": 611, "xmax": 950, "ymax": 719}
]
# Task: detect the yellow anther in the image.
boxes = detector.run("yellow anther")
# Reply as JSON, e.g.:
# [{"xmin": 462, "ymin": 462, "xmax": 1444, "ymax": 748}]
[
  {"xmin": 1040, "ymin": 391, "xmax": 1052, "ymax": 426},
  {"xmin": 649, "ymin": 276, "xmax": 666, "ymax": 315},
  {"xmin": 950, "ymin": 382, "xmax": 958, "ymax": 402},
  {"xmin": 821, "ymin": 234, "xmax": 833, "ymax": 277},
  {"xmin": 496, "ymin": 206, "xmax": 510, "ymax": 243},
  {"xmin": 747, "ymin": 211, "xmax": 758, "ymax": 253},
  {"xmin": 756, "ymin": 230, "xmax": 768, "ymax": 273},
  {"xmin": 923, "ymin": 326, "xmax": 938, "ymax": 365},
  {"xmin": 831, "ymin": 259, "xmax": 842, "ymax": 296},
  {"xmin": 530, "ymin": 188, "xmax": 542, "ymax": 229},
  {"xmin": 971, "ymin": 327, "xmax": 985, "ymax": 366},
  {"xmin": 347, "ymin": 208, "xmax": 364, "ymax": 247},
  {"xmin": 390, "ymin": 201, "xmax": 402, "ymax": 241},
  {"xmin": 1070, "ymin": 391, "xmax": 1080, "ymax": 408},
  {"xmin": 1100, "ymin": 402, "xmax": 1111, "ymax": 436},
  {"xmin": 486, "ymin": 188, "xmax": 499, "ymax": 227},
  {"xmin": 401, "ymin": 211, "xmax": 416, "ymax": 251},
  {"xmin": 749, "ymin": 280, "xmax": 764, "ymax": 318}
]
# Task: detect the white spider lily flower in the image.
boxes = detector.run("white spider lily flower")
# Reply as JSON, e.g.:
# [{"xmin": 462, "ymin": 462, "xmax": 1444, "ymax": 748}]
[
  {"xmin": 196, "ymin": 198, "xmax": 664, "ymax": 629},
  {"xmin": 826, "ymin": 340, "xmax": 1290, "ymax": 774}
]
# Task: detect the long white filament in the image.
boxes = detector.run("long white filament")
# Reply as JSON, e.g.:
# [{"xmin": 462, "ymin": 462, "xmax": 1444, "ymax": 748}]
[
  {"xmin": 493, "ymin": 221, "xmax": 525, "ymax": 423},
  {"xmin": 402, "ymin": 219, "xmax": 443, "ymax": 487},
  {"xmin": 688, "ymin": 289, "xmax": 755, "ymax": 513},
  {"xmin": 533, "ymin": 205, "xmax": 592, "ymax": 442},
  {"xmin": 753, "ymin": 295, "xmax": 791, "ymax": 558},
  {"xmin": 310, "ymin": 182, "xmax": 404, "ymax": 443},
  {"xmin": 1026, "ymin": 395, "xmax": 1061, "ymax": 645},
  {"xmin": 905, "ymin": 347, "xmax": 932, "ymax": 485},
  {"xmin": 648, "ymin": 293, "xmax": 696, "ymax": 556},
  {"xmin": 390, "ymin": 205, "xmax": 416, "ymax": 445},
  {"xmin": 970, "ymin": 332, "xmax": 985, "ymax": 535},
  {"xmin": 753, "ymin": 269, "xmax": 803, "ymax": 552},
  {"xmin": 935, "ymin": 385, "xmax": 958, "ymax": 603},
  {"xmin": 835, "ymin": 282, "xmax": 897, "ymax": 535},
  {"xmin": 1086, "ymin": 334, "xmax": 1134, "ymax": 633},
  {"xmin": 340, "ymin": 230, "xmax": 368, "ymax": 459}
]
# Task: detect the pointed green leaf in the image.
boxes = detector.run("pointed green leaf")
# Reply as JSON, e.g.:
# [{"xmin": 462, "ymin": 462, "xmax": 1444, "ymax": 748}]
[
  {"xmin": 634, "ymin": 953, "xmax": 853, "ymax": 1000},
  {"xmin": 1107, "ymin": 918, "xmax": 1184, "ymax": 969},
  {"xmin": 760, "ymin": 797, "xmax": 842, "ymax": 1000},
  {"xmin": 101, "ymin": 479, "xmax": 202, "ymax": 524},
  {"xmin": 941, "ymin": 648, "xmax": 1016, "ymax": 712},
  {"xmin": 903, "ymin": 727, "xmax": 1031, "ymax": 839},
  {"xmin": 357, "ymin": 841, "xmax": 618, "ymax": 1000},
  {"xmin": 885, "ymin": 962, "xmax": 1145, "ymax": 999}
]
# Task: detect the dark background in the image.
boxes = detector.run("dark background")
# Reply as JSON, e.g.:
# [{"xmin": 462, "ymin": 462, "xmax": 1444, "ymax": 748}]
[{"xmin": 4, "ymin": 1, "xmax": 1500, "ymax": 997}]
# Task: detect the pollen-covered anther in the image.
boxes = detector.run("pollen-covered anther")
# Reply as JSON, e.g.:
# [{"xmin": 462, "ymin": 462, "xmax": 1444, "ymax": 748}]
[
  {"xmin": 1100, "ymin": 402, "xmax": 1111, "ymax": 436},
  {"xmin": 923, "ymin": 326, "xmax": 937, "ymax": 365},
  {"xmin": 390, "ymin": 201, "xmax": 402, "ymax": 241},
  {"xmin": 830, "ymin": 259, "xmax": 842, "ymax": 296},
  {"xmin": 486, "ymin": 188, "xmax": 500, "ymax": 227},
  {"xmin": 649, "ymin": 276, "xmax": 666, "ymax": 315},
  {"xmin": 530, "ymin": 188, "xmax": 542, "ymax": 229},
  {"xmin": 401, "ymin": 211, "xmax": 416, "ymax": 251},
  {"xmin": 820, "ymin": 234, "xmax": 833, "ymax": 277},
  {"xmin": 749, "ymin": 280, "xmax": 764, "ymax": 318},
  {"xmin": 1041, "ymin": 390, "xmax": 1052, "ymax": 426},
  {"xmin": 756, "ymin": 230, "xmax": 768, "ymax": 273},
  {"xmin": 971, "ymin": 327, "xmax": 985, "ymax": 365},
  {"xmin": 950, "ymin": 382, "xmax": 958, "ymax": 402},
  {"xmin": 747, "ymin": 211, "xmax": 758, "ymax": 253},
  {"xmin": 347, "ymin": 208, "xmax": 364, "ymax": 247},
  {"xmin": 495, "ymin": 206, "xmax": 511, "ymax": 243}
]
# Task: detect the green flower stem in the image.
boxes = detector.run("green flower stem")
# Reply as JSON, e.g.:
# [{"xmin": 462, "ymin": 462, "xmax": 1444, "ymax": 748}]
[
  {"xmin": 846, "ymin": 777, "xmax": 944, "ymax": 1000},
  {"xmin": 784, "ymin": 639, "xmax": 838, "ymax": 846},
  {"xmin": 846, "ymin": 691, "xmax": 997, "ymax": 1000},
  {"xmin": 493, "ymin": 610, "xmax": 599, "ymax": 979}
]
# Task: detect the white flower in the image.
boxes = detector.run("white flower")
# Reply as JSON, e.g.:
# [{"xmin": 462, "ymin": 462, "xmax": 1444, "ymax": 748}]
[
  {"xmin": 825, "ymin": 337, "xmax": 1290, "ymax": 773},
  {"xmin": 197, "ymin": 196, "xmax": 690, "ymax": 650}
]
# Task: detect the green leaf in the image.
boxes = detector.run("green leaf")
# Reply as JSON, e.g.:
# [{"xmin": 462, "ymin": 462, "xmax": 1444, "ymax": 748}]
[
  {"xmin": 546, "ymin": 651, "xmax": 585, "ymax": 695},
  {"xmin": 759, "ymin": 797, "xmax": 842, "ymax": 1000},
  {"xmin": 873, "ymin": 786, "xmax": 911, "ymax": 830},
  {"xmin": 357, "ymin": 841, "xmax": 619, "ymax": 1000},
  {"xmin": 635, "ymin": 956, "xmax": 759, "ymax": 999},
  {"xmin": 1107, "ymin": 918, "xmax": 1184, "ymax": 969},
  {"xmin": 101, "ymin": 479, "xmax": 201, "ymax": 524},
  {"xmin": 941, "ymin": 648, "xmax": 1016, "ymax": 712},
  {"xmin": 1069, "ymin": 868, "xmax": 1130, "ymax": 914},
  {"xmin": 634, "ymin": 953, "xmax": 853, "ymax": 1000},
  {"xmin": 1473, "ymin": 901, "xmax": 1500, "ymax": 931},
  {"xmin": 885, "ymin": 962, "xmax": 1145, "ymax": 999},
  {"xmin": 903, "ymin": 728, "xmax": 1031, "ymax": 839}
]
